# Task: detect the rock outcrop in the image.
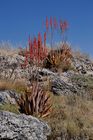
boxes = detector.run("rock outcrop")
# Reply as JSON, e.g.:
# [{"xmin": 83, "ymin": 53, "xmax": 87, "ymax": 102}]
[
  {"xmin": 0, "ymin": 111, "xmax": 51, "ymax": 140},
  {"xmin": 72, "ymin": 54, "xmax": 93, "ymax": 74},
  {"xmin": 0, "ymin": 55, "xmax": 27, "ymax": 81},
  {"xmin": 0, "ymin": 90, "xmax": 19, "ymax": 105},
  {"xmin": 51, "ymin": 75, "xmax": 77, "ymax": 95}
]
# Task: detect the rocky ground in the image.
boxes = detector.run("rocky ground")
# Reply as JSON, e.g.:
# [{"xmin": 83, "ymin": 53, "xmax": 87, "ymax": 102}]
[
  {"xmin": 0, "ymin": 111, "xmax": 51, "ymax": 140},
  {"xmin": 1, "ymin": 48, "xmax": 93, "ymax": 139}
]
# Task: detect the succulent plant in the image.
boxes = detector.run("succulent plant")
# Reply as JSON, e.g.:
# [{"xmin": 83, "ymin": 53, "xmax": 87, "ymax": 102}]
[
  {"xmin": 17, "ymin": 83, "xmax": 51, "ymax": 118},
  {"xmin": 44, "ymin": 43, "xmax": 72, "ymax": 72}
]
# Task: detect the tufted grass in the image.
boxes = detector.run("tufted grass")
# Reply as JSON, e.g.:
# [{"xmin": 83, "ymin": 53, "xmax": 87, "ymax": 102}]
[
  {"xmin": 44, "ymin": 94, "xmax": 93, "ymax": 140},
  {"xmin": 0, "ymin": 103, "xmax": 19, "ymax": 114},
  {"xmin": 0, "ymin": 80, "xmax": 27, "ymax": 94}
]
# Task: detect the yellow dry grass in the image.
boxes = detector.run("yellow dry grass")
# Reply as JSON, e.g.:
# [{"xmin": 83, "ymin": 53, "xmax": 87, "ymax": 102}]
[
  {"xmin": 0, "ymin": 47, "xmax": 19, "ymax": 57},
  {"xmin": 44, "ymin": 94, "xmax": 93, "ymax": 139},
  {"xmin": 0, "ymin": 80, "xmax": 26, "ymax": 94}
]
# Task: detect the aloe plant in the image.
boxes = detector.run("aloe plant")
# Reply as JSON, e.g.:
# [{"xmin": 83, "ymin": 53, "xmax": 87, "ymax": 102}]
[
  {"xmin": 44, "ymin": 43, "xmax": 72, "ymax": 72},
  {"xmin": 21, "ymin": 32, "xmax": 48, "ymax": 68},
  {"xmin": 17, "ymin": 83, "xmax": 51, "ymax": 118}
]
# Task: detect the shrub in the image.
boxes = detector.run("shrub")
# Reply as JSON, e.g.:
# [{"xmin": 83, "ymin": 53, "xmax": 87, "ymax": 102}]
[{"xmin": 43, "ymin": 43, "xmax": 72, "ymax": 72}]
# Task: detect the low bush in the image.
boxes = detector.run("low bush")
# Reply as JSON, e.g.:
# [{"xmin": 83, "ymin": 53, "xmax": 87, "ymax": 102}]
[{"xmin": 43, "ymin": 43, "xmax": 73, "ymax": 72}]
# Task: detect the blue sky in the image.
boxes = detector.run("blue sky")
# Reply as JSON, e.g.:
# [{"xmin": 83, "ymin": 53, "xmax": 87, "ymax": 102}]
[{"xmin": 0, "ymin": 0, "xmax": 93, "ymax": 56}]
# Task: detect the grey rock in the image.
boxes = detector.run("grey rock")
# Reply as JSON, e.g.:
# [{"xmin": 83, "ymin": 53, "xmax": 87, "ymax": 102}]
[
  {"xmin": 0, "ymin": 54, "xmax": 29, "ymax": 81},
  {"xmin": 38, "ymin": 68, "xmax": 56, "ymax": 76},
  {"xmin": 51, "ymin": 76, "xmax": 77, "ymax": 95},
  {"xmin": 0, "ymin": 90, "xmax": 19, "ymax": 105},
  {"xmin": 72, "ymin": 55, "xmax": 93, "ymax": 75},
  {"xmin": 28, "ymin": 67, "xmax": 56, "ymax": 83},
  {"xmin": 0, "ymin": 111, "xmax": 51, "ymax": 140},
  {"xmin": 70, "ymin": 74, "xmax": 93, "ymax": 98}
]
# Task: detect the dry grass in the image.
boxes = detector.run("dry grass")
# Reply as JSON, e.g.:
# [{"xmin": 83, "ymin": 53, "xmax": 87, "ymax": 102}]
[
  {"xmin": 0, "ymin": 47, "xmax": 18, "ymax": 57},
  {"xmin": 73, "ymin": 49, "xmax": 90, "ymax": 60},
  {"xmin": 0, "ymin": 80, "xmax": 27, "ymax": 94},
  {"xmin": 0, "ymin": 41, "xmax": 19, "ymax": 57},
  {"xmin": 43, "ymin": 94, "xmax": 93, "ymax": 139},
  {"xmin": 0, "ymin": 103, "xmax": 19, "ymax": 114}
]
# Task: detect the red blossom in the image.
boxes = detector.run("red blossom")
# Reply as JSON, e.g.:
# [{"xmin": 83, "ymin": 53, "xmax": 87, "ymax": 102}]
[
  {"xmin": 22, "ymin": 32, "xmax": 48, "ymax": 67},
  {"xmin": 63, "ymin": 21, "xmax": 68, "ymax": 30},
  {"xmin": 33, "ymin": 37, "xmax": 37, "ymax": 47},
  {"xmin": 60, "ymin": 20, "xmax": 68, "ymax": 32},
  {"xmin": 29, "ymin": 38, "xmax": 33, "ymax": 59},
  {"xmin": 33, "ymin": 37, "xmax": 37, "ymax": 59},
  {"xmin": 37, "ymin": 33, "xmax": 42, "ymax": 63},
  {"xmin": 44, "ymin": 32, "xmax": 46, "ymax": 47},
  {"xmin": 38, "ymin": 32, "xmax": 42, "ymax": 42}
]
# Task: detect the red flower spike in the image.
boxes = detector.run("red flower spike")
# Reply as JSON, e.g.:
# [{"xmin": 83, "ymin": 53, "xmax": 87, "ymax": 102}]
[
  {"xmin": 38, "ymin": 32, "xmax": 42, "ymax": 43},
  {"xmin": 40, "ymin": 46, "xmax": 43, "ymax": 61},
  {"xmin": 38, "ymin": 33, "xmax": 42, "ymax": 62},
  {"xmin": 44, "ymin": 32, "xmax": 46, "ymax": 47},
  {"xmin": 41, "ymin": 46, "xmax": 43, "ymax": 61},
  {"xmin": 33, "ymin": 37, "xmax": 38, "ymax": 59},
  {"xmin": 63, "ymin": 21, "xmax": 68, "ymax": 30},
  {"xmin": 23, "ymin": 32, "xmax": 48, "ymax": 67},
  {"xmin": 28, "ymin": 36, "xmax": 31, "ymax": 53},
  {"xmin": 60, "ymin": 20, "xmax": 66, "ymax": 32},
  {"xmin": 29, "ymin": 39, "xmax": 33, "ymax": 60},
  {"xmin": 33, "ymin": 37, "xmax": 37, "ymax": 47}
]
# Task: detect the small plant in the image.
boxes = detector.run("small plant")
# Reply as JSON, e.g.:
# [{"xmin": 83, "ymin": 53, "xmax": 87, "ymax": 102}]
[
  {"xmin": 17, "ymin": 83, "xmax": 52, "ymax": 118},
  {"xmin": 44, "ymin": 43, "xmax": 72, "ymax": 72}
]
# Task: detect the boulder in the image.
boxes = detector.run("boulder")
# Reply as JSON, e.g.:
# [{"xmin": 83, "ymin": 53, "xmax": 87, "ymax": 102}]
[
  {"xmin": 38, "ymin": 68, "xmax": 56, "ymax": 76},
  {"xmin": 0, "ymin": 90, "xmax": 19, "ymax": 105},
  {"xmin": 51, "ymin": 76, "xmax": 77, "ymax": 95},
  {"xmin": 0, "ymin": 111, "xmax": 51, "ymax": 140}
]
